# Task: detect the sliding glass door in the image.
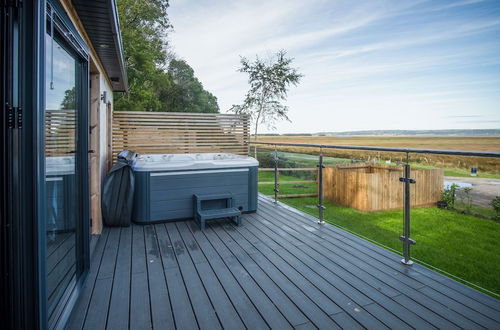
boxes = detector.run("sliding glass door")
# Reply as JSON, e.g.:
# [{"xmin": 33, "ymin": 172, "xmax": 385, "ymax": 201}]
[
  {"xmin": 44, "ymin": 6, "xmax": 88, "ymax": 326},
  {"xmin": 1, "ymin": 2, "xmax": 89, "ymax": 328}
]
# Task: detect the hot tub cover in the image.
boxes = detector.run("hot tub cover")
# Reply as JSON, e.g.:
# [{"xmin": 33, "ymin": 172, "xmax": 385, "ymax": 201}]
[{"xmin": 102, "ymin": 150, "xmax": 137, "ymax": 226}]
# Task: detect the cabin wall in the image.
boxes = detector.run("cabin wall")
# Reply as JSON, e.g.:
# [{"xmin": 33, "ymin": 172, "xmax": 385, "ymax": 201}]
[
  {"xmin": 99, "ymin": 75, "xmax": 113, "ymax": 184},
  {"xmin": 59, "ymin": 0, "xmax": 116, "ymax": 234}
]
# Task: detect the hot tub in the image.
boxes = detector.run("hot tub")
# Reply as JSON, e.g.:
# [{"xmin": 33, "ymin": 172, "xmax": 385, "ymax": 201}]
[
  {"xmin": 131, "ymin": 153, "xmax": 259, "ymax": 223},
  {"xmin": 46, "ymin": 156, "xmax": 76, "ymax": 232}
]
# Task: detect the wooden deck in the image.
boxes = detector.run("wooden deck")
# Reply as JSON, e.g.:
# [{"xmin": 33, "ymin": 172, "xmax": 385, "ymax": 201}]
[{"xmin": 67, "ymin": 195, "xmax": 500, "ymax": 329}]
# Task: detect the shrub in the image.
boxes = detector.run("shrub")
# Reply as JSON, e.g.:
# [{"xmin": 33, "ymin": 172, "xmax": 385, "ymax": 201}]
[
  {"xmin": 491, "ymin": 196, "xmax": 500, "ymax": 220},
  {"xmin": 442, "ymin": 184, "xmax": 458, "ymax": 209},
  {"xmin": 462, "ymin": 187, "xmax": 473, "ymax": 214},
  {"xmin": 256, "ymin": 150, "xmax": 316, "ymax": 180}
]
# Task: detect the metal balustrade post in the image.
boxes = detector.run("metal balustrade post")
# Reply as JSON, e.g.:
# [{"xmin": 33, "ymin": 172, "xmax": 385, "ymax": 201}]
[
  {"xmin": 273, "ymin": 146, "xmax": 279, "ymax": 203},
  {"xmin": 317, "ymin": 149, "xmax": 326, "ymax": 224},
  {"xmin": 399, "ymin": 152, "xmax": 416, "ymax": 265}
]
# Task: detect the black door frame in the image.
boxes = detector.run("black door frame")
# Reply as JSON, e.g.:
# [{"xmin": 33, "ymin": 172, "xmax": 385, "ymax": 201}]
[
  {"xmin": 1, "ymin": 1, "xmax": 90, "ymax": 328},
  {"xmin": 1, "ymin": 2, "xmax": 44, "ymax": 328}
]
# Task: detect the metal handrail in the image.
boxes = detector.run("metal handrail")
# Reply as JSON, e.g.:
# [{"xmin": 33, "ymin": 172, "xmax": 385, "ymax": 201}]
[
  {"xmin": 251, "ymin": 141, "xmax": 500, "ymax": 266},
  {"xmin": 250, "ymin": 141, "xmax": 500, "ymax": 158}
]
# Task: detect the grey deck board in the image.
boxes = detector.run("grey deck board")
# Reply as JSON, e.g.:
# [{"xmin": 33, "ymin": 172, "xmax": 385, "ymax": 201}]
[
  {"xmin": 145, "ymin": 225, "xmax": 176, "ymax": 329},
  {"xmin": 47, "ymin": 233, "xmax": 74, "ymax": 274},
  {"xmin": 202, "ymin": 223, "xmax": 293, "ymax": 329},
  {"xmin": 257, "ymin": 199, "xmax": 500, "ymax": 328},
  {"xmin": 267, "ymin": 199, "xmax": 500, "ymax": 308},
  {"xmin": 245, "ymin": 207, "xmax": 445, "ymax": 328},
  {"xmin": 66, "ymin": 227, "xmax": 109, "ymax": 329},
  {"xmin": 208, "ymin": 221, "xmax": 313, "ymax": 327},
  {"xmin": 253, "ymin": 205, "xmax": 412, "ymax": 295},
  {"xmin": 83, "ymin": 228, "xmax": 121, "ymax": 330},
  {"xmin": 67, "ymin": 195, "xmax": 500, "ymax": 330},
  {"xmin": 47, "ymin": 232, "xmax": 72, "ymax": 257},
  {"xmin": 186, "ymin": 221, "xmax": 270, "ymax": 329},
  {"xmin": 221, "ymin": 218, "xmax": 390, "ymax": 329},
  {"xmin": 211, "ymin": 221, "xmax": 343, "ymax": 326},
  {"xmin": 107, "ymin": 226, "xmax": 132, "ymax": 330},
  {"xmin": 255, "ymin": 200, "xmax": 489, "ymax": 329},
  {"xmin": 243, "ymin": 213, "xmax": 387, "ymax": 303},
  {"xmin": 393, "ymin": 295, "xmax": 460, "ymax": 330},
  {"xmin": 176, "ymin": 222, "xmax": 246, "ymax": 330},
  {"xmin": 129, "ymin": 225, "xmax": 152, "ymax": 329},
  {"xmin": 165, "ymin": 222, "xmax": 220, "ymax": 330}
]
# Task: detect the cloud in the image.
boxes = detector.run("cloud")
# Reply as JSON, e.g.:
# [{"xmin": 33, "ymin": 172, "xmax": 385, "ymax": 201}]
[
  {"xmin": 168, "ymin": 0, "xmax": 500, "ymax": 132},
  {"xmin": 457, "ymin": 120, "xmax": 500, "ymax": 123},
  {"xmin": 447, "ymin": 115, "xmax": 483, "ymax": 118}
]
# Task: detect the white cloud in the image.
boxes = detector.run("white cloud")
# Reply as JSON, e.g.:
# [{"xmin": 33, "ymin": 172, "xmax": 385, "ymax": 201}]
[{"xmin": 168, "ymin": 0, "xmax": 500, "ymax": 132}]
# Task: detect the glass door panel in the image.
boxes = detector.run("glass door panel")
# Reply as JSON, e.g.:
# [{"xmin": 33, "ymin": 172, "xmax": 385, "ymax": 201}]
[{"xmin": 44, "ymin": 31, "xmax": 79, "ymax": 320}]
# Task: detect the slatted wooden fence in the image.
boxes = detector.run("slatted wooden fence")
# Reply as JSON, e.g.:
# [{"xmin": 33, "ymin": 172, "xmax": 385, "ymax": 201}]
[
  {"xmin": 46, "ymin": 109, "xmax": 76, "ymax": 156},
  {"xmin": 323, "ymin": 164, "xmax": 443, "ymax": 212},
  {"xmin": 111, "ymin": 111, "xmax": 249, "ymax": 158}
]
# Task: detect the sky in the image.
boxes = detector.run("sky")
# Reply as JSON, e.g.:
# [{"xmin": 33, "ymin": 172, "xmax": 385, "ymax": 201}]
[
  {"xmin": 45, "ymin": 34, "xmax": 76, "ymax": 110},
  {"xmin": 168, "ymin": 0, "xmax": 500, "ymax": 133}
]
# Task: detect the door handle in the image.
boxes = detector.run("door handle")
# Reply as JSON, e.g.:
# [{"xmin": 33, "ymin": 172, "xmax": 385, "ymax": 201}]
[{"xmin": 88, "ymin": 150, "xmax": 95, "ymax": 154}]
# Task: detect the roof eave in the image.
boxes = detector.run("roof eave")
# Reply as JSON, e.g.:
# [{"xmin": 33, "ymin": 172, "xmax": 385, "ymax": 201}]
[{"xmin": 73, "ymin": 0, "xmax": 128, "ymax": 92}]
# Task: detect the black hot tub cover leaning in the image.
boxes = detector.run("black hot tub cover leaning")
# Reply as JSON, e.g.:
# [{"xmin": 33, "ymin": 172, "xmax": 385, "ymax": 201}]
[{"xmin": 102, "ymin": 150, "xmax": 137, "ymax": 227}]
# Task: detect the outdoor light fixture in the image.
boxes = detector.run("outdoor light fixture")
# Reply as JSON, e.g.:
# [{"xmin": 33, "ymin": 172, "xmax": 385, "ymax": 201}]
[{"xmin": 100, "ymin": 91, "xmax": 107, "ymax": 103}]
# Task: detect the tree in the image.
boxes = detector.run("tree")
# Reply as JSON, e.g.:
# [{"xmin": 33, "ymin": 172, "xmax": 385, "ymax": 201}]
[
  {"xmin": 60, "ymin": 87, "xmax": 76, "ymax": 110},
  {"xmin": 114, "ymin": 0, "xmax": 220, "ymax": 113},
  {"xmin": 114, "ymin": 0, "xmax": 172, "ymax": 111},
  {"xmin": 164, "ymin": 59, "xmax": 219, "ymax": 113},
  {"xmin": 230, "ymin": 50, "xmax": 302, "ymax": 141}
]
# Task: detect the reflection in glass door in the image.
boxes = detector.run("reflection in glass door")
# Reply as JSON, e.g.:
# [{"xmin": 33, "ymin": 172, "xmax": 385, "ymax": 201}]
[{"xmin": 44, "ymin": 29, "xmax": 79, "ymax": 322}]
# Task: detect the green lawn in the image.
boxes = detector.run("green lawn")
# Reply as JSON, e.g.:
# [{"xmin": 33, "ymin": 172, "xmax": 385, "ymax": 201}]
[
  {"xmin": 279, "ymin": 153, "xmax": 352, "ymax": 166},
  {"xmin": 258, "ymin": 171, "xmax": 317, "ymax": 195},
  {"xmin": 274, "ymin": 197, "xmax": 500, "ymax": 296},
  {"xmin": 453, "ymin": 201, "xmax": 498, "ymax": 219}
]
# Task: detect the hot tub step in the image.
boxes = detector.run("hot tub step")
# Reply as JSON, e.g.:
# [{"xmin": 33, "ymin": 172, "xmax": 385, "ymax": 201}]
[
  {"xmin": 194, "ymin": 193, "xmax": 242, "ymax": 231},
  {"xmin": 198, "ymin": 208, "xmax": 241, "ymax": 218}
]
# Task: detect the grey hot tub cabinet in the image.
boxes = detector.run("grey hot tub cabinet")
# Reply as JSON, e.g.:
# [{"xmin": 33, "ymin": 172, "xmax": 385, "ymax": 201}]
[{"xmin": 132, "ymin": 153, "xmax": 258, "ymax": 223}]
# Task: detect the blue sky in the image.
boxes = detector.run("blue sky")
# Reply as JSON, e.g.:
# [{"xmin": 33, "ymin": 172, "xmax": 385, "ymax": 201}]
[{"xmin": 169, "ymin": 0, "xmax": 500, "ymax": 133}]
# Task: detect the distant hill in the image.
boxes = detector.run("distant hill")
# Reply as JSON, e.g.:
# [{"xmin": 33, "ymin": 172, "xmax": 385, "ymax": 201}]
[
  {"xmin": 255, "ymin": 129, "xmax": 500, "ymax": 137},
  {"xmin": 312, "ymin": 129, "xmax": 500, "ymax": 136}
]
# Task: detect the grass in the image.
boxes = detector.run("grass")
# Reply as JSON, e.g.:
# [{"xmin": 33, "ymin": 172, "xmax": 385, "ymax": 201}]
[
  {"xmin": 258, "ymin": 150, "xmax": 500, "ymax": 179},
  {"xmin": 257, "ymin": 135, "xmax": 500, "ymax": 153},
  {"xmin": 453, "ymin": 201, "xmax": 497, "ymax": 219},
  {"xmin": 412, "ymin": 163, "xmax": 500, "ymax": 179},
  {"xmin": 259, "ymin": 169, "xmax": 498, "ymax": 219},
  {"xmin": 279, "ymin": 153, "xmax": 352, "ymax": 166},
  {"xmin": 258, "ymin": 171, "xmax": 316, "ymax": 195},
  {"xmin": 274, "ymin": 197, "xmax": 500, "ymax": 297},
  {"xmin": 442, "ymin": 168, "xmax": 500, "ymax": 179}
]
